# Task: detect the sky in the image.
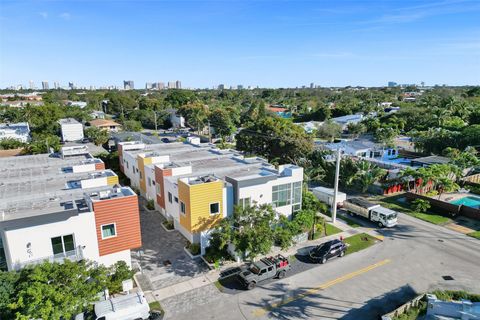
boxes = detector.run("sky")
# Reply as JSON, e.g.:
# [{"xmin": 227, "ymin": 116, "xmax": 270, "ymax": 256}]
[{"xmin": 0, "ymin": 0, "xmax": 479, "ymax": 88}]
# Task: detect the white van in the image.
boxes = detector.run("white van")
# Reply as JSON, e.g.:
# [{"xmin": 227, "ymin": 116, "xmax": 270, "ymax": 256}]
[{"xmin": 76, "ymin": 291, "xmax": 150, "ymax": 320}]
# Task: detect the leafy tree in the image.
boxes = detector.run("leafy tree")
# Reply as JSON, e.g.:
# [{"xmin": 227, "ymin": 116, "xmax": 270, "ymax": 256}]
[
  {"xmin": 10, "ymin": 260, "xmax": 108, "ymax": 320},
  {"xmin": 107, "ymin": 261, "xmax": 135, "ymax": 293},
  {"xmin": 374, "ymin": 127, "xmax": 398, "ymax": 146},
  {"xmin": 85, "ymin": 127, "xmax": 110, "ymax": 146},
  {"xmin": 0, "ymin": 271, "xmax": 19, "ymax": 319},
  {"xmin": 236, "ymin": 116, "xmax": 313, "ymax": 164},
  {"xmin": 346, "ymin": 122, "xmax": 366, "ymax": 138},
  {"xmin": 178, "ymin": 102, "xmax": 209, "ymax": 134},
  {"xmin": 0, "ymin": 138, "xmax": 26, "ymax": 150},
  {"xmin": 231, "ymin": 204, "xmax": 276, "ymax": 259},
  {"xmin": 122, "ymin": 120, "xmax": 143, "ymax": 132},
  {"xmin": 209, "ymin": 108, "xmax": 236, "ymax": 140},
  {"xmin": 411, "ymin": 199, "xmax": 431, "ymax": 213},
  {"xmin": 316, "ymin": 120, "xmax": 342, "ymax": 141},
  {"xmin": 26, "ymin": 134, "xmax": 61, "ymax": 154}
]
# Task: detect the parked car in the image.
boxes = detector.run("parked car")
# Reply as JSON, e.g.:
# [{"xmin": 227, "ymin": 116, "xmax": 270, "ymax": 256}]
[
  {"xmin": 237, "ymin": 255, "xmax": 291, "ymax": 290},
  {"xmin": 161, "ymin": 137, "xmax": 170, "ymax": 143},
  {"xmin": 309, "ymin": 239, "xmax": 346, "ymax": 264}
]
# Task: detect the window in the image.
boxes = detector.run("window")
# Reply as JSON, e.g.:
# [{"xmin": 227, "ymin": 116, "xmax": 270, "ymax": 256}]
[
  {"xmin": 139, "ymin": 171, "xmax": 143, "ymax": 179},
  {"xmin": 148, "ymin": 177, "xmax": 152, "ymax": 187},
  {"xmin": 156, "ymin": 184, "xmax": 161, "ymax": 195},
  {"xmin": 180, "ymin": 201, "xmax": 186, "ymax": 214},
  {"xmin": 168, "ymin": 192, "xmax": 172, "ymax": 203},
  {"xmin": 238, "ymin": 197, "xmax": 251, "ymax": 209},
  {"xmin": 210, "ymin": 202, "xmax": 220, "ymax": 215},
  {"xmin": 101, "ymin": 224, "xmax": 116, "ymax": 239},
  {"xmin": 126, "ymin": 161, "xmax": 129, "ymax": 169},
  {"xmin": 292, "ymin": 181, "xmax": 302, "ymax": 212},
  {"xmin": 51, "ymin": 234, "xmax": 75, "ymax": 255},
  {"xmin": 272, "ymin": 183, "xmax": 291, "ymax": 208},
  {"xmin": 174, "ymin": 196, "xmax": 179, "ymax": 203}
]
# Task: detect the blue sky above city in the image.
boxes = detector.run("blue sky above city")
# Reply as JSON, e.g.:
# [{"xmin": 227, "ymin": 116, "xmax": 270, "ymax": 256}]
[{"xmin": 1, "ymin": 0, "xmax": 479, "ymax": 88}]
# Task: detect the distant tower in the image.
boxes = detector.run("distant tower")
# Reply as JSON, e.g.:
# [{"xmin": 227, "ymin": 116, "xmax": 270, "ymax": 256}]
[
  {"xmin": 145, "ymin": 82, "xmax": 153, "ymax": 90},
  {"xmin": 54, "ymin": 82, "xmax": 60, "ymax": 89},
  {"xmin": 68, "ymin": 82, "xmax": 75, "ymax": 90},
  {"xmin": 158, "ymin": 82, "xmax": 165, "ymax": 90},
  {"xmin": 175, "ymin": 80, "xmax": 182, "ymax": 89},
  {"xmin": 168, "ymin": 81, "xmax": 176, "ymax": 89},
  {"xmin": 218, "ymin": 84, "xmax": 225, "ymax": 90},
  {"xmin": 310, "ymin": 82, "xmax": 315, "ymax": 89},
  {"xmin": 29, "ymin": 81, "xmax": 35, "ymax": 90},
  {"xmin": 123, "ymin": 80, "xmax": 134, "ymax": 90},
  {"xmin": 42, "ymin": 81, "xmax": 49, "ymax": 90}
]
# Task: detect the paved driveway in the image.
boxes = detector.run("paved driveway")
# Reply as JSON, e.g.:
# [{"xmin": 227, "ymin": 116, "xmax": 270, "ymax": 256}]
[{"xmin": 132, "ymin": 205, "xmax": 208, "ymax": 291}]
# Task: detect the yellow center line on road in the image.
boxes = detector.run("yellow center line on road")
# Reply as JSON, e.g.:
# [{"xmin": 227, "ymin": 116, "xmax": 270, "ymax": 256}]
[{"xmin": 253, "ymin": 259, "xmax": 392, "ymax": 317}]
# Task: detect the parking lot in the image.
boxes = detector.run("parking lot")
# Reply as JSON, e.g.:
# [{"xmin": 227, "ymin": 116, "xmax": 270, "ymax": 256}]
[{"xmin": 132, "ymin": 204, "xmax": 208, "ymax": 291}]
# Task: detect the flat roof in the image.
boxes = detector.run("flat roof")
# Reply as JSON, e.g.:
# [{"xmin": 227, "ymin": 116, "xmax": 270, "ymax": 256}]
[
  {"xmin": 59, "ymin": 118, "xmax": 82, "ymax": 125},
  {"xmin": 412, "ymin": 155, "xmax": 450, "ymax": 165},
  {"xmin": 0, "ymin": 152, "xmax": 122, "ymax": 222}
]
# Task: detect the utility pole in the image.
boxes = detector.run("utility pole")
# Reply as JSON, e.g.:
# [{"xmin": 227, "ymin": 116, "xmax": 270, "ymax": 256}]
[
  {"xmin": 331, "ymin": 148, "xmax": 341, "ymax": 224},
  {"xmin": 208, "ymin": 120, "xmax": 212, "ymax": 143},
  {"xmin": 153, "ymin": 110, "xmax": 157, "ymax": 132}
]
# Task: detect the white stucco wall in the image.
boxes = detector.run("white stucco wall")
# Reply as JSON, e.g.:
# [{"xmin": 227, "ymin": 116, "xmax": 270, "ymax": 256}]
[
  {"xmin": 98, "ymin": 249, "xmax": 132, "ymax": 268},
  {"xmin": 1, "ymin": 211, "xmax": 99, "ymax": 271}
]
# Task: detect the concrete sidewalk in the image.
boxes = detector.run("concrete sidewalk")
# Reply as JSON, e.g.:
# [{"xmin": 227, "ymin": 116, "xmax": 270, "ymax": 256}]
[{"xmin": 145, "ymin": 215, "xmax": 385, "ymax": 303}]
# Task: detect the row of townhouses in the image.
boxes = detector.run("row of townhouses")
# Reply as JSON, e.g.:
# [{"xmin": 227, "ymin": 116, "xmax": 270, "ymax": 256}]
[
  {"xmin": 0, "ymin": 146, "xmax": 142, "ymax": 271},
  {"xmin": 118, "ymin": 138, "xmax": 303, "ymax": 254}
]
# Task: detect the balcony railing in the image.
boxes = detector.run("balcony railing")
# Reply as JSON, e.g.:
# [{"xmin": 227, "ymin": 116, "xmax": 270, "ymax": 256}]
[{"xmin": 15, "ymin": 245, "xmax": 84, "ymax": 270}]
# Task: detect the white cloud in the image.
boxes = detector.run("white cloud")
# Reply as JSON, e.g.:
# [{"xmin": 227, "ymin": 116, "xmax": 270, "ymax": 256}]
[{"xmin": 59, "ymin": 12, "xmax": 71, "ymax": 20}]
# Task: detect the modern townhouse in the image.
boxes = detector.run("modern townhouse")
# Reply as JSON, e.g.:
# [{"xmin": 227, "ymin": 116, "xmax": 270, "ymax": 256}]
[
  {"xmin": 118, "ymin": 139, "xmax": 303, "ymax": 254},
  {"xmin": 0, "ymin": 147, "xmax": 141, "ymax": 271}
]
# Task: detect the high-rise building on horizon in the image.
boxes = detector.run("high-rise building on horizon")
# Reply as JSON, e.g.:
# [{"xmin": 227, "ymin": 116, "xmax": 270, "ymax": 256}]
[
  {"xmin": 146, "ymin": 82, "xmax": 153, "ymax": 90},
  {"xmin": 218, "ymin": 84, "xmax": 225, "ymax": 90},
  {"xmin": 388, "ymin": 81, "xmax": 398, "ymax": 87},
  {"xmin": 168, "ymin": 81, "xmax": 176, "ymax": 89},
  {"xmin": 124, "ymin": 80, "xmax": 134, "ymax": 90},
  {"xmin": 237, "ymin": 85, "xmax": 243, "ymax": 90},
  {"xmin": 42, "ymin": 81, "xmax": 49, "ymax": 90},
  {"xmin": 29, "ymin": 81, "xmax": 35, "ymax": 90},
  {"xmin": 68, "ymin": 82, "xmax": 75, "ymax": 90},
  {"xmin": 54, "ymin": 82, "xmax": 60, "ymax": 89},
  {"xmin": 310, "ymin": 82, "xmax": 315, "ymax": 89},
  {"xmin": 175, "ymin": 80, "xmax": 181, "ymax": 89}
]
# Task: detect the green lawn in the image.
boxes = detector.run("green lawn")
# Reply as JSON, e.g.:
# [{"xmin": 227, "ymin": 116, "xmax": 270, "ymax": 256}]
[
  {"xmin": 325, "ymin": 223, "xmax": 343, "ymax": 235},
  {"xmin": 338, "ymin": 215, "xmax": 362, "ymax": 228},
  {"xmin": 467, "ymin": 231, "xmax": 480, "ymax": 240},
  {"xmin": 149, "ymin": 301, "xmax": 164, "ymax": 312},
  {"xmin": 392, "ymin": 301, "xmax": 426, "ymax": 320},
  {"xmin": 372, "ymin": 195, "xmax": 452, "ymax": 226},
  {"xmin": 344, "ymin": 233, "xmax": 377, "ymax": 255}
]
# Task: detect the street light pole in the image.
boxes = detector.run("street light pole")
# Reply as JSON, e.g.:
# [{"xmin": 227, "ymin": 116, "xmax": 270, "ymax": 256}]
[{"xmin": 332, "ymin": 148, "xmax": 341, "ymax": 224}]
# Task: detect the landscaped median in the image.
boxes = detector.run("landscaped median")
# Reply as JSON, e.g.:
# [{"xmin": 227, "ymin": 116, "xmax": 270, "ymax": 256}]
[{"xmin": 344, "ymin": 233, "xmax": 379, "ymax": 255}]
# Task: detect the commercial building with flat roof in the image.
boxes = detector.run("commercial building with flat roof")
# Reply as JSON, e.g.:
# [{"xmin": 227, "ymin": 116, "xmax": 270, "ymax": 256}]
[
  {"xmin": 118, "ymin": 139, "xmax": 303, "ymax": 254},
  {"xmin": 59, "ymin": 118, "xmax": 84, "ymax": 142},
  {"xmin": 0, "ymin": 146, "xmax": 141, "ymax": 271}
]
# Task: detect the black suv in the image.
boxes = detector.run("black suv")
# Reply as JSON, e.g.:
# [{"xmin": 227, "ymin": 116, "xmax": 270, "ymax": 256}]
[{"xmin": 309, "ymin": 239, "xmax": 347, "ymax": 264}]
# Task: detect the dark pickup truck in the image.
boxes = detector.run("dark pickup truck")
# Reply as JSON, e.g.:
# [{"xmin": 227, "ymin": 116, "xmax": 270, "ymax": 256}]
[{"xmin": 237, "ymin": 255, "xmax": 291, "ymax": 290}]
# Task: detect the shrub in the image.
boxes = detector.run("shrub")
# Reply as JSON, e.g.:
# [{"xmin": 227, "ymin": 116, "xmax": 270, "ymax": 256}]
[
  {"xmin": 162, "ymin": 220, "xmax": 174, "ymax": 230},
  {"xmin": 146, "ymin": 199, "xmax": 155, "ymax": 210},
  {"xmin": 411, "ymin": 199, "xmax": 431, "ymax": 213},
  {"xmin": 107, "ymin": 261, "xmax": 135, "ymax": 293},
  {"xmin": 187, "ymin": 243, "xmax": 201, "ymax": 255}
]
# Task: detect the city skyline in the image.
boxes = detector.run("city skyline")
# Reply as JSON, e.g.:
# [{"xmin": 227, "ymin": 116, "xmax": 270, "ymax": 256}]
[{"xmin": 1, "ymin": 0, "xmax": 479, "ymax": 88}]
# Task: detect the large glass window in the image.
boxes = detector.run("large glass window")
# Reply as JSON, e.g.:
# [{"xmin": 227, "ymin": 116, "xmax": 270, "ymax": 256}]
[
  {"xmin": 101, "ymin": 224, "xmax": 116, "ymax": 239},
  {"xmin": 168, "ymin": 192, "xmax": 173, "ymax": 203},
  {"xmin": 0, "ymin": 238, "xmax": 7, "ymax": 271},
  {"xmin": 238, "ymin": 197, "xmax": 251, "ymax": 209},
  {"xmin": 51, "ymin": 234, "xmax": 75, "ymax": 255},
  {"xmin": 272, "ymin": 183, "xmax": 292, "ymax": 208}
]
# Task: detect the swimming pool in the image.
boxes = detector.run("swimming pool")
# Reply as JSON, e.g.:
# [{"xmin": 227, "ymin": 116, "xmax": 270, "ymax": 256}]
[{"xmin": 450, "ymin": 196, "xmax": 480, "ymax": 209}]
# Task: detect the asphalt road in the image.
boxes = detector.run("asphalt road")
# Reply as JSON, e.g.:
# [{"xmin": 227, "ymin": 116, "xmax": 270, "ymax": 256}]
[{"xmin": 166, "ymin": 213, "xmax": 480, "ymax": 320}]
